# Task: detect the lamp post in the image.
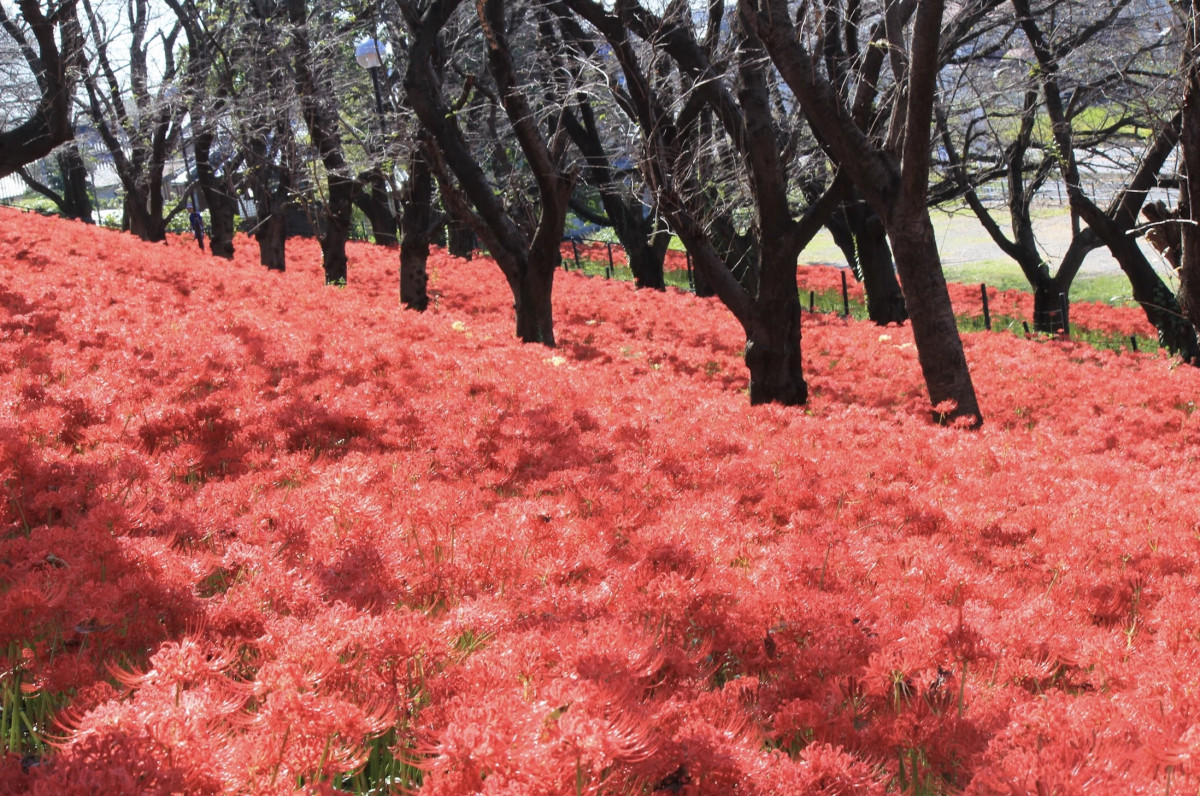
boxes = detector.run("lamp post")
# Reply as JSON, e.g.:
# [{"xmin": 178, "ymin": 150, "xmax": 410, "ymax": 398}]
[
  {"xmin": 355, "ymin": 38, "xmax": 387, "ymax": 129},
  {"xmin": 354, "ymin": 37, "xmax": 399, "ymax": 244}
]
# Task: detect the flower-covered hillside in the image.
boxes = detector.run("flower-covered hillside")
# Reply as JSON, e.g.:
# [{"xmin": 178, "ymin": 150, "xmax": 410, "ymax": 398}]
[{"xmin": 2, "ymin": 206, "xmax": 1200, "ymax": 794}]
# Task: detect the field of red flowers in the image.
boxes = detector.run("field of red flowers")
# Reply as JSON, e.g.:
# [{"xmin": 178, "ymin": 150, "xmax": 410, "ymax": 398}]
[
  {"xmin": 3, "ymin": 205, "xmax": 1200, "ymax": 794},
  {"xmin": 563, "ymin": 238, "xmax": 1158, "ymax": 341}
]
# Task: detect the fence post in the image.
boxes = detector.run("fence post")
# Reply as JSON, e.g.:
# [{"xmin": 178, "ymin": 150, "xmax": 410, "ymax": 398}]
[
  {"xmin": 980, "ymin": 283, "xmax": 991, "ymax": 331},
  {"xmin": 606, "ymin": 242, "xmax": 614, "ymax": 272},
  {"xmin": 686, "ymin": 250, "xmax": 694, "ymax": 290},
  {"xmin": 1130, "ymin": 336, "xmax": 1139, "ymax": 352},
  {"xmin": 1023, "ymin": 321, "xmax": 1031, "ymax": 335},
  {"xmin": 841, "ymin": 270, "xmax": 850, "ymax": 317},
  {"xmin": 809, "ymin": 290, "xmax": 815, "ymax": 312},
  {"xmin": 571, "ymin": 239, "xmax": 581, "ymax": 270},
  {"xmin": 1058, "ymin": 293, "xmax": 1070, "ymax": 336}
]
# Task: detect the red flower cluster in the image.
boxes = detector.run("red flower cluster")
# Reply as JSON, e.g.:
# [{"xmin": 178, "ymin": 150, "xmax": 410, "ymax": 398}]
[
  {"xmin": 3, "ymin": 206, "xmax": 1200, "ymax": 794},
  {"xmin": 559, "ymin": 241, "xmax": 692, "ymax": 273}
]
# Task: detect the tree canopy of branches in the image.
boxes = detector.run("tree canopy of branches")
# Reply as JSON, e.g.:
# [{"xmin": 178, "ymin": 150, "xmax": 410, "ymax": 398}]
[{"xmin": 0, "ymin": 0, "xmax": 83, "ymax": 178}]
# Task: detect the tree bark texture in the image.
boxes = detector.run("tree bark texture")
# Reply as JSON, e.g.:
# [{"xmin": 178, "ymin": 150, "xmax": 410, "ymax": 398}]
[
  {"xmin": 195, "ymin": 131, "xmax": 237, "ymax": 259},
  {"xmin": 833, "ymin": 200, "xmax": 907, "ymax": 324},
  {"xmin": 399, "ymin": 145, "xmax": 441, "ymax": 311},
  {"xmin": 57, "ymin": 144, "xmax": 94, "ymax": 223},
  {"xmin": 1181, "ymin": 0, "xmax": 1200, "ymax": 332}
]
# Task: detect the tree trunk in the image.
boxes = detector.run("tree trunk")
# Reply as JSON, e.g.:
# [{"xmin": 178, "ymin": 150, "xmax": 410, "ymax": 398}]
[
  {"xmin": 195, "ymin": 131, "xmax": 236, "ymax": 259},
  {"xmin": 1031, "ymin": 276, "xmax": 1068, "ymax": 334},
  {"xmin": 511, "ymin": 229, "xmax": 561, "ymax": 345},
  {"xmin": 825, "ymin": 208, "xmax": 860, "ymax": 276},
  {"xmin": 506, "ymin": 255, "xmax": 557, "ymax": 346},
  {"xmin": 623, "ymin": 220, "xmax": 669, "ymax": 290},
  {"xmin": 57, "ymin": 144, "xmax": 94, "ymax": 223},
  {"xmin": 446, "ymin": 215, "xmax": 476, "ymax": 259},
  {"xmin": 400, "ymin": 147, "xmax": 438, "ymax": 311},
  {"xmin": 746, "ymin": 248, "xmax": 806, "ymax": 405},
  {"xmin": 126, "ymin": 194, "xmax": 166, "ymax": 242},
  {"xmin": 321, "ymin": 179, "xmax": 354, "ymax": 284},
  {"xmin": 1105, "ymin": 229, "xmax": 1200, "ymax": 361},
  {"xmin": 826, "ymin": 201, "xmax": 906, "ymax": 323},
  {"xmin": 256, "ymin": 209, "xmax": 288, "ymax": 271},
  {"xmin": 852, "ymin": 206, "xmax": 906, "ymax": 325},
  {"xmin": 887, "ymin": 208, "xmax": 981, "ymax": 426},
  {"xmin": 400, "ymin": 239, "xmax": 430, "ymax": 310}
]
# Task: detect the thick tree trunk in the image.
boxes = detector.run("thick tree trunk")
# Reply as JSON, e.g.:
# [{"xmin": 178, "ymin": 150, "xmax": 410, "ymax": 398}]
[
  {"xmin": 746, "ymin": 248, "xmax": 806, "ymax": 405},
  {"xmin": 446, "ymin": 215, "xmax": 476, "ymax": 259},
  {"xmin": 513, "ymin": 266, "xmax": 556, "ymax": 345},
  {"xmin": 499, "ymin": 239, "xmax": 558, "ymax": 345},
  {"xmin": 321, "ymin": 179, "xmax": 354, "ymax": 284},
  {"xmin": 887, "ymin": 208, "xmax": 981, "ymax": 426},
  {"xmin": 195, "ymin": 131, "xmax": 236, "ymax": 259},
  {"xmin": 853, "ymin": 206, "xmax": 906, "ymax": 325},
  {"xmin": 256, "ymin": 209, "xmax": 288, "ymax": 271},
  {"xmin": 1032, "ymin": 277, "xmax": 1069, "ymax": 334},
  {"xmin": 513, "ymin": 231, "xmax": 561, "ymax": 345},
  {"xmin": 399, "ymin": 148, "xmax": 438, "ymax": 311},
  {"xmin": 692, "ymin": 258, "xmax": 716, "ymax": 297},
  {"xmin": 204, "ymin": 194, "xmax": 237, "ymax": 260},
  {"xmin": 57, "ymin": 144, "xmax": 94, "ymax": 223},
  {"xmin": 624, "ymin": 223, "xmax": 669, "ymax": 290},
  {"xmin": 126, "ymin": 194, "xmax": 166, "ymax": 242},
  {"xmin": 399, "ymin": 240, "xmax": 430, "ymax": 310}
]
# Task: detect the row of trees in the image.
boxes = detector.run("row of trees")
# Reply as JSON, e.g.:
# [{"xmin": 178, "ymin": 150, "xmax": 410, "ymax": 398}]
[{"xmin": 2, "ymin": 0, "xmax": 1198, "ymax": 427}]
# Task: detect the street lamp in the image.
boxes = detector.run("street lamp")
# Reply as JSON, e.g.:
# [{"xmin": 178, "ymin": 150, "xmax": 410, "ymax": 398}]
[
  {"xmin": 355, "ymin": 38, "xmax": 387, "ymax": 122},
  {"xmin": 354, "ymin": 37, "xmax": 398, "ymax": 239}
]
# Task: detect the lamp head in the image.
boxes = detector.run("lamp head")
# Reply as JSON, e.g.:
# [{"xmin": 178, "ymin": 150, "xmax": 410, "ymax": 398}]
[{"xmin": 355, "ymin": 38, "xmax": 384, "ymax": 69}]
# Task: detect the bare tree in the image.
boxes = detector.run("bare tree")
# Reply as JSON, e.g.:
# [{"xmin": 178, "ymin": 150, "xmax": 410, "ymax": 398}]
[
  {"xmin": 0, "ymin": 0, "xmax": 83, "ymax": 178},
  {"xmin": 936, "ymin": 0, "xmax": 1186, "ymax": 338},
  {"xmin": 287, "ymin": 0, "xmax": 355, "ymax": 284},
  {"xmin": 232, "ymin": 0, "xmax": 297, "ymax": 271},
  {"xmin": 401, "ymin": 0, "xmax": 576, "ymax": 345},
  {"xmin": 165, "ymin": 0, "xmax": 241, "ymax": 259},
  {"xmin": 561, "ymin": 0, "xmax": 858, "ymax": 405},
  {"xmin": 79, "ymin": 0, "xmax": 187, "ymax": 242},
  {"xmin": 1013, "ymin": 0, "xmax": 1199, "ymax": 360},
  {"xmin": 744, "ymin": 0, "xmax": 984, "ymax": 426},
  {"xmin": 543, "ymin": 7, "xmax": 670, "ymax": 290}
]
